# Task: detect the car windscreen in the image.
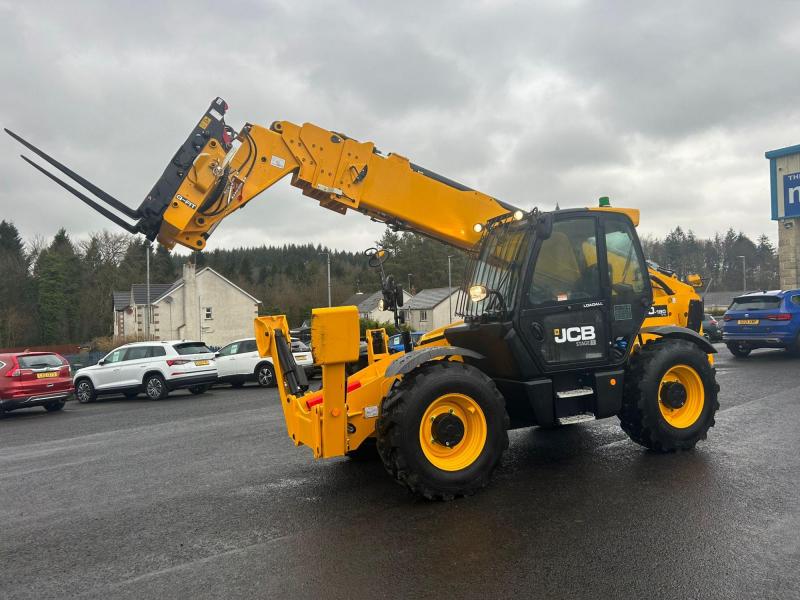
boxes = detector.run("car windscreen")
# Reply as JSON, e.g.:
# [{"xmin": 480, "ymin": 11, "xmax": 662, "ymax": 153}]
[
  {"xmin": 174, "ymin": 342, "xmax": 212, "ymax": 355},
  {"xmin": 729, "ymin": 296, "xmax": 782, "ymax": 311},
  {"xmin": 19, "ymin": 354, "xmax": 63, "ymax": 368}
]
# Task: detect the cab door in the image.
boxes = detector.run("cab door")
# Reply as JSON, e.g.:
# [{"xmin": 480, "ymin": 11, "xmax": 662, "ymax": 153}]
[
  {"xmin": 518, "ymin": 212, "xmax": 651, "ymax": 372},
  {"xmin": 519, "ymin": 215, "xmax": 609, "ymax": 372}
]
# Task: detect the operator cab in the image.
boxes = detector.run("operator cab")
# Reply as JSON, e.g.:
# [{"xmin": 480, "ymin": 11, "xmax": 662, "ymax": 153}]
[{"xmin": 446, "ymin": 204, "xmax": 652, "ymax": 425}]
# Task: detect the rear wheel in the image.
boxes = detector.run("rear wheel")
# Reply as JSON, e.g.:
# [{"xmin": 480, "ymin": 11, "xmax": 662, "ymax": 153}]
[
  {"xmin": 75, "ymin": 379, "xmax": 96, "ymax": 404},
  {"xmin": 189, "ymin": 385, "xmax": 208, "ymax": 395},
  {"xmin": 44, "ymin": 401, "xmax": 65, "ymax": 412},
  {"xmin": 621, "ymin": 338, "xmax": 719, "ymax": 452},
  {"xmin": 376, "ymin": 361, "xmax": 509, "ymax": 500},
  {"xmin": 256, "ymin": 363, "xmax": 276, "ymax": 388},
  {"xmin": 726, "ymin": 342, "xmax": 751, "ymax": 358},
  {"xmin": 144, "ymin": 374, "xmax": 168, "ymax": 401}
]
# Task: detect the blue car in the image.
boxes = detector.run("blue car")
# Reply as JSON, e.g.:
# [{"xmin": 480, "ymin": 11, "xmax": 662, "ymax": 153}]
[
  {"xmin": 388, "ymin": 331, "xmax": 424, "ymax": 353},
  {"xmin": 722, "ymin": 290, "xmax": 800, "ymax": 357}
]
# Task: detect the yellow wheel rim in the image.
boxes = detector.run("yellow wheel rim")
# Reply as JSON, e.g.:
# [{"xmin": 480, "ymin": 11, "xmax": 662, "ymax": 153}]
[
  {"xmin": 419, "ymin": 393, "xmax": 487, "ymax": 471},
  {"xmin": 658, "ymin": 364, "xmax": 705, "ymax": 429}
]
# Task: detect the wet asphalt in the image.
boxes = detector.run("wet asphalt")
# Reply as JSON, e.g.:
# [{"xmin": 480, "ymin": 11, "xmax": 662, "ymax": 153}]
[{"xmin": 1, "ymin": 343, "xmax": 798, "ymax": 599}]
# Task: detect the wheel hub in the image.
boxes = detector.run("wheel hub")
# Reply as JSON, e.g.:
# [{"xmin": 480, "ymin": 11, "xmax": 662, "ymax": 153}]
[
  {"xmin": 660, "ymin": 381, "xmax": 687, "ymax": 410},
  {"xmin": 431, "ymin": 413, "xmax": 465, "ymax": 447}
]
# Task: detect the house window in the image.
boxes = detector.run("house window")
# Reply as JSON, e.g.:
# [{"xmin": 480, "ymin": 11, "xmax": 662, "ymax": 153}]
[
  {"xmin": 419, "ymin": 310, "xmax": 428, "ymax": 322},
  {"xmin": 204, "ymin": 307, "xmax": 213, "ymax": 320}
]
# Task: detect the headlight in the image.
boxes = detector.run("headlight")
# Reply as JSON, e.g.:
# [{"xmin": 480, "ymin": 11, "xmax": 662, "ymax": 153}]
[
  {"xmin": 473, "ymin": 223, "xmax": 484, "ymax": 233},
  {"xmin": 469, "ymin": 285, "xmax": 488, "ymax": 302},
  {"xmin": 513, "ymin": 209, "xmax": 524, "ymax": 221}
]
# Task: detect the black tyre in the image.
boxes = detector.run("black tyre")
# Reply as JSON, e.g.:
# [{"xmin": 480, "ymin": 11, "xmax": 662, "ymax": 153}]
[
  {"xmin": 346, "ymin": 437, "xmax": 379, "ymax": 462},
  {"xmin": 376, "ymin": 361, "xmax": 509, "ymax": 500},
  {"xmin": 75, "ymin": 379, "xmax": 96, "ymax": 404},
  {"xmin": 256, "ymin": 362, "xmax": 276, "ymax": 388},
  {"xmin": 620, "ymin": 338, "xmax": 720, "ymax": 452},
  {"xmin": 726, "ymin": 342, "xmax": 751, "ymax": 358},
  {"xmin": 44, "ymin": 401, "xmax": 65, "ymax": 412},
  {"xmin": 144, "ymin": 374, "xmax": 168, "ymax": 400},
  {"xmin": 189, "ymin": 385, "xmax": 208, "ymax": 395}
]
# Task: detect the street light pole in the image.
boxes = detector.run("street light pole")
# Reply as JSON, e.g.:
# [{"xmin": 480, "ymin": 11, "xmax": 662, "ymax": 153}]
[
  {"xmin": 447, "ymin": 255, "xmax": 453, "ymax": 322},
  {"xmin": 320, "ymin": 252, "xmax": 332, "ymax": 307},
  {"xmin": 738, "ymin": 255, "xmax": 746, "ymax": 291},
  {"xmin": 145, "ymin": 242, "xmax": 151, "ymax": 341},
  {"xmin": 408, "ymin": 273, "xmax": 413, "ymax": 294}
]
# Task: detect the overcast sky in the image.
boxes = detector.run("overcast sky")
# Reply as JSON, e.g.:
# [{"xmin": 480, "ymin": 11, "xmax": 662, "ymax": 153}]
[{"xmin": 2, "ymin": 0, "xmax": 799, "ymax": 254}]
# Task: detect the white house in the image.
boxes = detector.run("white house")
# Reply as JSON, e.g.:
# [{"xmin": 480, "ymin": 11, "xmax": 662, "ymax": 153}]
[
  {"xmin": 113, "ymin": 263, "xmax": 260, "ymax": 347},
  {"xmin": 340, "ymin": 290, "xmax": 414, "ymax": 323},
  {"xmin": 403, "ymin": 287, "xmax": 465, "ymax": 332}
]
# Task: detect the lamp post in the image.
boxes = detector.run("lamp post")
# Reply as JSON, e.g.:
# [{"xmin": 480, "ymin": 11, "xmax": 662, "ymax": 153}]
[
  {"xmin": 145, "ymin": 242, "xmax": 151, "ymax": 340},
  {"xmin": 447, "ymin": 255, "xmax": 453, "ymax": 321},
  {"xmin": 320, "ymin": 252, "xmax": 331, "ymax": 307},
  {"xmin": 738, "ymin": 255, "xmax": 746, "ymax": 292},
  {"xmin": 408, "ymin": 273, "xmax": 413, "ymax": 294}
]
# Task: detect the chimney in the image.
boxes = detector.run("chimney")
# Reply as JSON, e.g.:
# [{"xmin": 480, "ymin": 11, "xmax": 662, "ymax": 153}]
[{"xmin": 182, "ymin": 262, "xmax": 199, "ymax": 340}]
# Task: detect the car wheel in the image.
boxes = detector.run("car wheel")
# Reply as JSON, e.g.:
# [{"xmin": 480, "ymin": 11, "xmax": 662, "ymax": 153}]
[
  {"xmin": 726, "ymin": 342, "xmax": 751, "ymax": 358},
  {"xmin": 44, "ymin": 401, "xmax": 65, "ymax": 412},
  {"xmin": 256, "ymin": 363, "xmax": 276, "ymax": 388},
  {"xmin": 75, "ymin": 379, "xmax": 96, "ymax": 403},
  {"xmin": 189, "ymin": 385, "xmax": 208, "ymax": 395},
  {"xmin": 144, "ymin": 374, "xmax": 168, "ymax": 400}
]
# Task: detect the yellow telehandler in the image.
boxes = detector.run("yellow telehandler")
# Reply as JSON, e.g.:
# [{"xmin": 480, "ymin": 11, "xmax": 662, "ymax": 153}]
[{"xmin": 6, "ymin": 98, "xmax": 719, "ymax": 499}]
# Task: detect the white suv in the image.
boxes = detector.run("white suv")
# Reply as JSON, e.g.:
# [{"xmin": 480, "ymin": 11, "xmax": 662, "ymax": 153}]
[
  {"xmin": 215, "ymin": 337, "xmax": 314, "ymax": 388},
  {"xmin": 73, "ymin": 340, "xmax": 217, "ymax": 402}
]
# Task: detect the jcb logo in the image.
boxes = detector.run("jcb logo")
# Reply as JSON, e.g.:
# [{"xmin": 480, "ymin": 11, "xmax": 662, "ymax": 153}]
[{"xmin": 553, "ymin": 326, "xmax": 596, "ymax": 344}]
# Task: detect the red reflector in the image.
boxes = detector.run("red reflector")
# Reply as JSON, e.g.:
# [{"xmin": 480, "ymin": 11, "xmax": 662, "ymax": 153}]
[
  {"xmin": 767, "ymin": 313, "xmax": 792, "ymax": 321},
  {"xmin": 167, "ymin": 359, "xmax": 191, "ymax": 366},
  {"xmin": 346, "ymin": 381, "xmax": 362, "ymax": 393},
  {"xmin": 723, "ymin": 315, "xmax": 732, "ymax": 321}
]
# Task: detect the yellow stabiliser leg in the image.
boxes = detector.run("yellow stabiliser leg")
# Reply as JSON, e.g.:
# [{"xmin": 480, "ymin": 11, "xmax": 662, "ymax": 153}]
[{"xmin": 254, "ymin": 307, "xmax": 361, "ymax": 459}]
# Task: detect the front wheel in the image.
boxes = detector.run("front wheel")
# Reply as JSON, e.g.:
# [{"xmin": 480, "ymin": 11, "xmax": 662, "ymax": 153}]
[
  {"xmin": 256, "ymin": 363, "xmax": 276, "ymax": 388},
  {"xmin": 726, "ymin": 342, "xmax": 751, "ymax": 358},
  {"xmin": 376, "ymin": 361, "xmax": 509, "ymax": 500},
  {"xmin": 188, "ymin": 385, "xmax": 208, "ymax": 395},
  {"xmin": 75, "ymin": 379, "xmax": 96, "ymax": 404},
  {"xmin": 620, "ymin": 338, "xmax": 719, "ymax": 452}
]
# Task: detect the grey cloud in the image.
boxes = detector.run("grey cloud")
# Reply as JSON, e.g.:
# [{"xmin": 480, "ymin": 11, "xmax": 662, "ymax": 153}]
[{"xmin": 1, "ymin": 0, "xmax": 798, "ymax": 251}]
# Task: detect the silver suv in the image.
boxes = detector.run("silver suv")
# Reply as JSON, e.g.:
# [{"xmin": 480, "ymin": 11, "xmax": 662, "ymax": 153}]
[{"xmin": 73, "ymin": 340, "xmax": 217, "ymax": 402}]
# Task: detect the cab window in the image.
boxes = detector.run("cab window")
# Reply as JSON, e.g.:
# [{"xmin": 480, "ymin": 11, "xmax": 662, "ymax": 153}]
[
  {"xmin": 529, "ymin": 218, "xmax": 600, "ymax": 305},
  {"xmin": 604, "ymin": 219, "xmax": 646, "ymax": 296}
]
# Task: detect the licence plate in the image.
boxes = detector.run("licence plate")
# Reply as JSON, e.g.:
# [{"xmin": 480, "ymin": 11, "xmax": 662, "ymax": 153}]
[
  {"xmin": 194, "ymin": 360, "xmax": 209, "ymax": 366},
  {"xmin": 738, "ymin": 319, "xmax": 759, "ymax": 325},
  {"xmin": 36, "ymin": 372, "xmax": 58, "ymax": 379}
]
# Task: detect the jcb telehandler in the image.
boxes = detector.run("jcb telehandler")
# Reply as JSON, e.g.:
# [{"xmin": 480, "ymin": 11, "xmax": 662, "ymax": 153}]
[{"xmin": 6, "ymin": 98, "xmax": 719, "ymax": 499}]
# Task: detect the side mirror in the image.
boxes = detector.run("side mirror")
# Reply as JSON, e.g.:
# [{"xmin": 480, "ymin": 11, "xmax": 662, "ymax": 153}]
[
  {"xmin": 98, "ymin": 359, "xmax": 106, "ymax": 366},
  {"xmin": 535, "ymin": 213, "xmax": 553, "ymax": 239},
  {"xmin": 214, "ymin": 352, "xmax": 220, "ymax": 357}
]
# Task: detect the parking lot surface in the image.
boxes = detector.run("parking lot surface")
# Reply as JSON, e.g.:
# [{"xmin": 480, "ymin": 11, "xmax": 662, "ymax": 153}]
[{"xmin": 2, "ymin": 344, "xmax": 799, "ymax": 599}]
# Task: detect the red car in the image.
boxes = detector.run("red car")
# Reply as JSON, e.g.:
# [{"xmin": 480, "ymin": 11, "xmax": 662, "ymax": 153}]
[{"xmin": 0, "ymin": 352, "xmax": 74, "ymax": 414}]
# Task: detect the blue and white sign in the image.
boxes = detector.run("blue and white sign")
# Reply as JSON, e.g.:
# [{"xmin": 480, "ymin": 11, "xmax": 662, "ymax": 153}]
[{"xmin": 784, "ymin": 172, "xmax": 800, "ymax": 218}]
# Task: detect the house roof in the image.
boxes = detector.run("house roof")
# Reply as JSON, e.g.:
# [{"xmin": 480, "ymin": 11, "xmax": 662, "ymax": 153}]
[
  {"xmin": 406, "ymin": 287, "xmax": 458, "ymax": 310},
  {"xmin": 341, "ymin": 291, "xmax": 373, "ymax": 309},
  {"xmin": 131, "ymin": 283, "xmax": 173, "ymax": 305},
  {"xmin": 112, "ymin": 291, "xmax": 131, "ymax": 311},
  {"xmin": 152, "ymin": 266, "xmax": 260, "ymax": 304},
  {"xmin": 341, "ymin": 290, "xmax": 414, "ymax": 313}
]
